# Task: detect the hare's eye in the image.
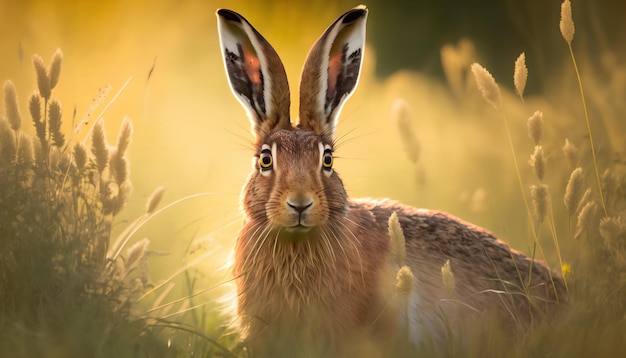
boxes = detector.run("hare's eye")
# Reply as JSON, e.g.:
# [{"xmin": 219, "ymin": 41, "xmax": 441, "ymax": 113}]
[
  {"xmin": 259, "ymin": 149, "xmax": 273, "ymax": 172},
  {"xmin": 322, "ymin": 149, "xmax": 333, "ymax": 171}
]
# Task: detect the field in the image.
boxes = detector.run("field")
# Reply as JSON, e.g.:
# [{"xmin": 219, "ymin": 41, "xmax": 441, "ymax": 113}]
[{"xmin": 0, "ymin": 0, "xmax": 624, "ymax": 356}]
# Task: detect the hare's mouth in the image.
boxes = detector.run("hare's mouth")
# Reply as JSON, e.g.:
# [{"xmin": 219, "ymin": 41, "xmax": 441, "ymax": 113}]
[{"xmin": 284, "ymin": 224, "xmax": 313, "ymax": 234}]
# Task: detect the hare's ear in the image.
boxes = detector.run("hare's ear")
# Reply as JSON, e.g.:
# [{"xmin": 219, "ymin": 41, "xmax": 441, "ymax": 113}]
[
  {"xmin": 217, "ymin": 9, "xmax": 291, "ymax": 138},
  {"xmin": 298, "ymin": 6, "xmax": 367, "ymax": 138}
]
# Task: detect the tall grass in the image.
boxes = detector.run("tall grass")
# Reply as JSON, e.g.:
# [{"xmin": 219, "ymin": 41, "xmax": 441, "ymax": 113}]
[
  {"xmin": 461, "ymin": 1, "xmax": 625, "ymax": 356},
  {"xmin": 0, "ymin": 49, "xmax": 239, "ymax": 358},
  {"xmin": 0, "ymin": 49, "xmax": 173, "ymax": 357}
]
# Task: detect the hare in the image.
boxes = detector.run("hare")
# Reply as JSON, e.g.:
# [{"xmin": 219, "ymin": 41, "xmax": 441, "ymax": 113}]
[{"xmin": 217, "ymin": 5, "xmax": 565, "ymax": 356}]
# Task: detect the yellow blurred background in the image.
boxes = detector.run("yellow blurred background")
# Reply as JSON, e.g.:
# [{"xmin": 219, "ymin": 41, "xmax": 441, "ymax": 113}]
[{"xmin": 1, "ymin": 0, "xmax": 624, "ymax": 293}]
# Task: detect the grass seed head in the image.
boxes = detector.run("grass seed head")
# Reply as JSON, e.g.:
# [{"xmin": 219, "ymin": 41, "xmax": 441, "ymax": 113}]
[
  {"xmin": 564, "ymin": 167, "xmax": 585, "ymax": 216},
  {"xmin": 32, "ymin": 54, "xmax": 51, "ymax": 101},
  {"xmin": 388, "ymin": 212, "xmax": 407, "ymax": 266},
  {"xmin": 471, "ymin": 63, "xmax": 502, "ymax": 110},
  {"xmin": 0, "ymin": 118, "xmax": 16, "ymax": 160},
  {"xmin": 91, "ymin": 119, "xmax": 109, "ymax": 174},
  {"xmin": 560, "ymin": 0, "xmax": 575, "ymax": 45},
  {"xmin": 48, "ymin": 99, "xmax": 65, "ymax": 148},
  {"xmin": 514, "ymin": 52, "xmax": 528, "ymax": 99},
  {"xmin": 529, "ymin": 145, "xmax": 546, "ymax": 181},
  {"xmin": 441, "ymin": 259, "xmax": 456, "ymax": 297},
  {"xmin": 125, "ymin": 238, "xmax": 150, "ymax": 273},
  {"xmin": 110, "ymin": 149, "xmax": 130, "ymax": 186},
  {"xmin": 531, "ymin": 183, "xmax": 550, "ymax": 223},
  {"xmin": 392, "ymin": 99, "xmax": 420, "ymax": 164},
  {"xmin": 527, "ymin": 111, "xmax": 544, "ymax": 145},
  {"xmin": 115, "ymin": 116, "xmax": 133, "ymax": 157},
  {"xmin": 73, "ymin": 142, "xmax": 87, "ymax": 171},
  {"xmin": 575, "ymin": 200, "xmax": 597, "ymax": 239},
  {"xmin": 17, "ymin": 132, "xmax": 33, "ymax": 162},
  {"xmin": 49, "ymin": 48, "xmax": 63, "ymax": 90},
  {"xmin": 577, "ymin": 188, "xmax": 592, "ymax": 214},
  {"xmin": 146, "ymin": 185, "xmax": 166, "ymax": 214},
  {"xmin": 562, "ymin": 138, "xmax": 578, "ymax": 168},
  {"xmin": 29, "ymin": 92, "xmax": 41, "ymax": 124},
  {"xmin": 4, "ymin": 80, "xmax": 21, "ymax": 131},
  {"xmin": 601, "ymin": 169, "xmax": 618, "ymax": 202},
  {"xmin": 396, "ymin": 265, "xmax": 414, "ymax": 295},
  {"xmin": 599, "ymin": 216, "xmax": 625, "ymax": 250},
  {"xmin": 28, "ymin": 93, "xmax": 46, "ymax": 147}
]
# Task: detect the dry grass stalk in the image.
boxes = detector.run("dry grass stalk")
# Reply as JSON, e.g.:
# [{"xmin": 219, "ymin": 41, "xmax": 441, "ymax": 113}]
[
  {"xmin": 564, "ymin": 167, "xmax": 585, "ymax": 216},
  {"xmin": 601, "ymin": 169, "xmax": 618, "ymax": 210},
  {"xmin": 575, "ymin": 200, "xmax": 597, "ymax": 239},
  {"xmin": 396, "ymin": 265, "xmax": 414, "ymax": 295},
  {"xmin": 527, "ymin": 111, "xmax": 543, "ymax": 145},
  {"xmin": 471, "ymin": 63, "xmax": 502, "ymax": 110},
  {"xmin": 440, "ymin": 39, "xmax": 475, "ymax": 99},
  {"xmin": 599, "ymin": 217, "xmax": 625, "ymax": 251},
  {"xmin": 109, "ymin": 149, "xmax": 129, "ymax": 186},
  {"xmin": 440, "ymin": 259, "xmax": 456, "ymax": 297},
  {"xmin": 91, "ymin": 119, "xmax": 109, "ymax": 174},
  {"xmin": 0, "ymin": 118, "xmax": 16, "ymax": 160},
  {"xmin": 49, "ymin": 48, "xmax": 63, "ymax": 90},
  {"xmin": 125, "ymin": 238, "xmax": 150, "ymax": 273},
  {"xmin": 576, "ymin": 188, "xmax": 592, "ymax": 215},
  {"xmin": 32, "ymin": 55, "xmax": 51, "ymax": 101},
  {"xmin": 146, "ymin": 185, "xmax": 166, "ymax": 214},
  {"xmin": 73, "ymin": 142, "xmax": 87, "ymax": 171},
  {"xmin": 392, "ymin": 99, "xmax": 420, "ymax": 164},
  {"xmin": 28, "ymin": 93, "xmax": 46, "ymax": 149},
  {"xmin": 559, "ymin": 0, "xmax": 575, "ymax": 45},
  {"xmin": 48, "ymin": 99, "xmax": 64, "ymax": 148},
  {"xmin": 559, "ymin": 0, "xmax": 606, "ymax": 217},
  {"xmin": 530, "ymin": 184, "xmax": 549, "ymax": 224},
  {"xmin": 109, "ymin": 117, "xmax": 134, "ymax": 189},
  {"xmin": 529, "ymin": 146, "xmax": 545, "ymax": 181},
  {"xmin": 115, "ymin": 116, "xmax": 133, "ymax": 157},
  {"xmin": 102, "ymin": 176, "xmax": 132, "ymax": 216},
  {"xmin": 388, "ymin": 212, "xmax": 406, "ymax": 267},
  {"xmin": 18, "ymin": 132, "xmax": 33, "ymax": 161},
  {"xmin": 514, "ymin": 52, "xmax": 527, "ymax": 99},
  {"xmin": 28, "ymin": 92, "xmax": 41, "ymax": 124},
  {"xmin": 4, "ymin": 80, "xmax": 21, "ymax": 131},
  {"xmin": 76, "ymin": 85, "xmax": 112, "ymax": 137},
  {"xmin": 0, "ymin": 47, "xmax": 165, "ymax": 357},
  {"xmin": 562, "ymin": 138, "xmax": 578, "ymax": 168}
]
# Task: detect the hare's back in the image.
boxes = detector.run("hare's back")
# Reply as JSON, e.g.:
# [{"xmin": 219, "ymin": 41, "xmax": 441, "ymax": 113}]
[{"xmin": 350, "ymin": 198, "xmax": 564, "ymax": 315}]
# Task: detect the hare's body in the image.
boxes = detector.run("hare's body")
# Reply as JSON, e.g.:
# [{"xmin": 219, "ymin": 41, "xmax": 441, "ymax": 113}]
[{"xmin": 217, "ymin": 6, "xmax": 565, "ymax": 356}]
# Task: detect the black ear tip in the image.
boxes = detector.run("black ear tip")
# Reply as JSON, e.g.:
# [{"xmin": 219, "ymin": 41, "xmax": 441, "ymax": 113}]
[
  {"xmin": 342, "ymin": 6, "xmax": 368, "ymax": 24},
  {"xmin": 217, "ymin": 9, "xmax": 242, "ymax": 23}
]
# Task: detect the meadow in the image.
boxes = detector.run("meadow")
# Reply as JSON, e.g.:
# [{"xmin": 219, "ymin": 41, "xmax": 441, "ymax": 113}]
[{"xmin": 0, "ymin": 0, "xmax": 624, "ymax": 356}]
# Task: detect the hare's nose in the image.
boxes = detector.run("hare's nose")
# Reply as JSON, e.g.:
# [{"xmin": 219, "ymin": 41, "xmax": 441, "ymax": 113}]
[{"xmin": 286, "ymin": 197, "xmax": 314, "ymax": 214}]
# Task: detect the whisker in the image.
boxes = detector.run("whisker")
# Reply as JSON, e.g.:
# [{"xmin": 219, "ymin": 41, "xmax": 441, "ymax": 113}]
[
  {"xmin": 239, "ymin": 222, "xmax": 266, "ymax": 254},
  {"xmin": 333, "ymin": 128, "xmax": 380, "ymax": 152},
  {"xmin": 319, "ymin": 228, "xmax": 338, "ymax": 270},
  {"xmin": 334, "ymin": 219, "xmax": 366, "ymax": 287},
  {"xmin": 324, "ymin": 225, "xmax": 352, "ymax": 290},
  {"xmin": 250, "ymin": 224, "xmax": 274, "ymax": 267},
  {"xmin": 225, "ymin": 128, "xmax": 256, "ymax": 152},
  {"xmin": 241, "ymin": 223, "xmax": 272, "ymax": 274},
  {"xmin": 272, "ymin": 227, "xmax": 280, "ymax": 267}
]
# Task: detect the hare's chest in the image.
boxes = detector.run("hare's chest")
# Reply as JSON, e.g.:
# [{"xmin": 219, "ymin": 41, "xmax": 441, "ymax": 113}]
[{"xmin": 237, "ymin": 243, "xmax": 367, "ymax": 326}]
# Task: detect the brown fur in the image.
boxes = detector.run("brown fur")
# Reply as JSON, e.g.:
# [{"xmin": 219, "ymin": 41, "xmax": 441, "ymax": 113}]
[
  {"xmin": 217, "ymin": 6, "xmax": 566, "ymax": 356},
  {"xmin": 233, "ymin": 130, "xmax": 566, "ymax": 355},
  {"xmin": 234, "ymin": 129, "xmax": 393, "ymax": 355}
]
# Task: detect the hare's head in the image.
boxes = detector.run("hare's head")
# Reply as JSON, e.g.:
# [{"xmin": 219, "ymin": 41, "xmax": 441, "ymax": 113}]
[{"xmin": 217, "ymin": 7, "xmax": 367, "ymax": 237}]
